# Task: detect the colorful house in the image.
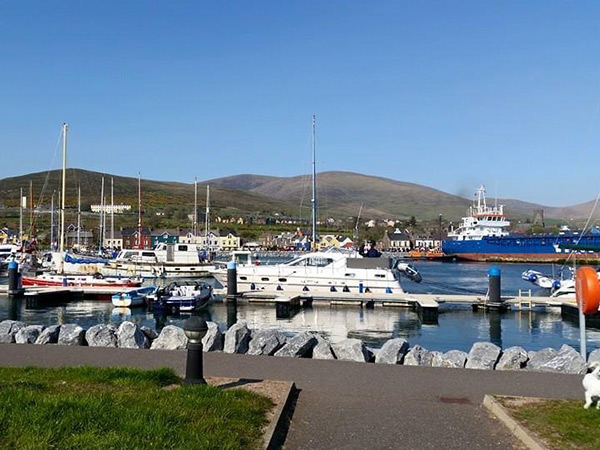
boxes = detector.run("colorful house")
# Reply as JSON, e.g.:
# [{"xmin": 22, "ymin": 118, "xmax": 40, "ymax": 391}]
[{"xmin": 151, "ymin": 229, "xmax": 179, "ymax": 247}]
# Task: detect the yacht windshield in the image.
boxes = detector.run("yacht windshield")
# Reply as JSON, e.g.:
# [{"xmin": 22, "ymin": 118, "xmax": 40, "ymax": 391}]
[{"xmin": 289, "ymin": 257, "xmax": 334, "ymax": 267}]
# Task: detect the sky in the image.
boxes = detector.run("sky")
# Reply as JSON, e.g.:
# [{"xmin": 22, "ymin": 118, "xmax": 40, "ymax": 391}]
[{"xmin": 1, "ymin": 1, "xmax": 599, "ymax": 206}]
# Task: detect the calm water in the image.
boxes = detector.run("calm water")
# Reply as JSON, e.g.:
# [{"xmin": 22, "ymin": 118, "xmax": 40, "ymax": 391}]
[{"xmin": 0, "ymin": 261, "xmax": 596, "ymax": 353}]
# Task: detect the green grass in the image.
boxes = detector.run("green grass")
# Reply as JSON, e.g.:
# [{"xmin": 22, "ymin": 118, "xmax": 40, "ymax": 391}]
[
  {"xmin": 0, "ymin": 366, "xmax": 273, "ymax": 449},
  {"xmin": 507, "ymin": 399, "xmax": 600, "ymax": 449}
]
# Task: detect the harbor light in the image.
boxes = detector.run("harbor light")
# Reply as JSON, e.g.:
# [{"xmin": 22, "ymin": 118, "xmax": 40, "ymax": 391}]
[{"xmin": 183, "ymin": 316, "xmax": 208, "ymax": 384}]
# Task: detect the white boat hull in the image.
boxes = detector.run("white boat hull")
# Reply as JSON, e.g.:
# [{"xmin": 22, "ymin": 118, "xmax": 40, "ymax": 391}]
[{"xmin": 101, "ymin": 262, "xmax": 215, "ymax": 279}]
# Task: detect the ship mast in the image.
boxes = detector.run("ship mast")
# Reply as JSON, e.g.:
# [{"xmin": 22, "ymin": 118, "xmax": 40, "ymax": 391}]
[
  {"xmin": 59, "ymin": 123, "xmax": 67, "ymax": 254},
  {"xmin": 137, "ymin": 172, "xmax": 143, "ymax": 249},
  {"xmin": 311, "ymin": 115, "xmax": 317, "ymax": 248},
  {"xmin": 204, "ymin": 185, "xmax": 210, "ymax": 246},
  {"xmin": 194, "ymin": 177, "xmax": 198, "ymax": 237},
  {"xmin": 111, "ymin": 177, "xmax": 114, "ymax": 243},
  {"xmin": 77, "ymin": 185, "xmax": 81, "ymax": 248}
]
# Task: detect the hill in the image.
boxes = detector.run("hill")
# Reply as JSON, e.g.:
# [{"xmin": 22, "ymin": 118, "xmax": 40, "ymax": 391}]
[{"xmin": 0, "ymin": 169, "xmax": 295, "ymax": 217}]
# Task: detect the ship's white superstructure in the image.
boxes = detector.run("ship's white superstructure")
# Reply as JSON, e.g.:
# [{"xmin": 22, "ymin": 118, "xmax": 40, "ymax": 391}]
[{"xmin": 447, "ymin": 186, "xmax": 510, "ymax": 241}]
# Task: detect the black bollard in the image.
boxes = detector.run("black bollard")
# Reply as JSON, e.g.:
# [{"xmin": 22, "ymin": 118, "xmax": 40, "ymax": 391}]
[
  {"xmin": 227, "ymin": 261, "xmax": 237, "ymax": 304},
  {"xmin": 182, "ymin": 316, "xmax": 208, "ymax": 385},
  {"xmin": 488, "ymin": 267, "xmax": 503, "ymax": 307},
  {"xmin": 8, "ymin": 261, "xmax": 24, "ymax": 297}
]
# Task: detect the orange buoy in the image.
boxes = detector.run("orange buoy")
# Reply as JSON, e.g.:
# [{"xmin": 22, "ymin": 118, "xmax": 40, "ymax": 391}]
[{"xmin": 576, "ymin": 266, "xmax": 600, "ymax": 315}]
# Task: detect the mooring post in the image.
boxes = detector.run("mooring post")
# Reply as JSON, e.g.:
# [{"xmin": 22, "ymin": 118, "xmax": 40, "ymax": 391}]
[
  {"xmin": 488, "ymin": 266, "xmax": 502, "ymax": 306},
  {"xmin": 227, "ymin": 260, "xmax": 237, "ymax": 304},
  {"xmin": 8, "ymin": 261, "xmax": 24, "ymax": 297}
]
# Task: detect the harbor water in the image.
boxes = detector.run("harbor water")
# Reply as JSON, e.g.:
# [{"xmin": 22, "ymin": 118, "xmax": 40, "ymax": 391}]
[{"xmin": 0, "ymin": 261, "xmax": 597, "ymax": 353}]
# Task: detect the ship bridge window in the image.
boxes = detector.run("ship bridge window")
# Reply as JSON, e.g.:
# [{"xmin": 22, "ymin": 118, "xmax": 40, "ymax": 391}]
[
  {"xmin": 375, "ymin": 274, "xmax": 385, "ymax": 278},
  {"xmin": 290, "ymin": 257, "xmax": 333, "ymax": 267},
  {"xmin": 142, "ymin": 252, "xmax": 155, "ymax": 258}
]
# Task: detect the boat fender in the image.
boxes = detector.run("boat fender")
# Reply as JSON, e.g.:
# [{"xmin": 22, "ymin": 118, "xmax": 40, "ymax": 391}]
[
  {"xmin": 303, "ymin": 286, "xmax": 309, "ymax": 292},
  {"xmin": 250, "ymin": 283, "xmax": 256, "ymax": 290},
  {"xmin": 343, "ymin": 285, "xmax": 350, "ymax": 293},
  {"xmin": 576, "ymin": 266, "xmax": 600, "ymax": 314},
  {"xmin": 528, "ymin": 274, "xmax": 538, "ymax": 282},
  {"xmin": 386, "ymin": 287, "xmax": 392, "ymax": 294},
  {"xmin": 552, "ymin": 280, "xmax": 561, "ymax": 290},
  {"xmin": 276, "ymin": 285, "xmax": 283, "ymax": 291},
  {"xmin": 330, "ymin": 286, "xmax": 337, "ymax": 292}
]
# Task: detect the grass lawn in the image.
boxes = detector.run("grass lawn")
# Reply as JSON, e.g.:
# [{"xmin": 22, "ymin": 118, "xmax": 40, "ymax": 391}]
[
  {"xmin": 503, "ymin": 398, "xmax": 600, "ymax": 449},
  {"xmin": 0, "ymin": 366, "xmax": 273, "ymax": 449}
]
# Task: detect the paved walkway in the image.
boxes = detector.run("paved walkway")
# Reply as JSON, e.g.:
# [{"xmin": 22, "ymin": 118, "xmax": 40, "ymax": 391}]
[{"xmin": 0, "ymin": 344, "xmax": 583, "ymax": 449}]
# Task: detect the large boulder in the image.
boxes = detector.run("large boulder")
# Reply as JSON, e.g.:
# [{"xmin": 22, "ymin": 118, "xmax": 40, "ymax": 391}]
[
  {"xmin": 274, "ymin": 332, "xmax": 318, "ymax": 358},
  {"xmin": 375, "ymin": 338, "xmax": 409, "ymax": 364},
  {"xmin": 202, "ymin": 322, "xmax": 224, "ymax": 352},
  {"xmin": 496, "ymin": 346, "xmax": 528, "ymax": 371},
  {"xmin": 247, "ymin": 329, "xmax": 286, "ymax": 356},
  {"xmin": 312, "ymin": 334, "xmax": 336, "ymax": 360},
  {"xmin": 588, "ymin": 348, "xmax": 600, "ymax": 365},
  {"xmin": 332, "ymin": 339, "xmax": 374, "ymax": 363},
  {"xmin": 538, "ymin": 345, "xmax": 587, "ymax": 375},
  {"xmin": 35, "ymin": 325, "xmax": 61, "ymax": 345},
  {"xmin": 432, "ymin": 350, "xmax": 467, "ymax": 368},
  {"xmin": 465, "ymin": 342, "xmax": 501, "ymax": 370},
  {"xmin": 58, "ymin": 324, "xmax": 85, "ymax": 346},
  {"xmin": 140, "ymin": 326, "xmax": 159, "ymax": 341},
  {"xmin": 526, "ymin": 348, "xmax": 558, "ymax": 371},
  {"xmin": 403, "ymin": 345, "xmax": 436, "ymax": 366},
  {"xmin": 85, "ymin": 324, "xmax": 118, "ymax": 347},
  {"xmin": 0, "ymin": 320, "xmax": 26, "ymax": 343},
  {"xmin": 117, "ymin": 322, "xmax": 149, "ymax": 349},
  {"xmin": 150, "ymin": 326, "xmax": 188, "ymax": 350},
  {"xmin": 15, "ymin": 325, "xmax": 44, "ymax": 344},
  {"xmin": 224, "ymin": 321, "xmax": 252, "ymax": 354}
]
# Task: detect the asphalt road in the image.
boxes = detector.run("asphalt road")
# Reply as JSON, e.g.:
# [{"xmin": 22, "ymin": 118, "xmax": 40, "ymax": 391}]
[{"xmin": 0, "ymin": 344, "xmax": 584, "ymax": 449}]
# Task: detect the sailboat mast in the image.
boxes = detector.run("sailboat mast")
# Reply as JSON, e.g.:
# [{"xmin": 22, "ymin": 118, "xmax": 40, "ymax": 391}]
[
  {"xmin": 77, "ymin": 185, "xmax": 81, "ymax": 248},
  {"xmin": 50, "ymin": 192, "xmax": 55, "ymax": 250},
  {"xmin": 311, "ymin": 115, "xmax": 317, "ymax": 248},
  {"xmin": 99, "ymin": 177, "xmax": 105, "ymax": 252},
  {"xmin": 111, "ymin": 177, "xmax": 114, "ymax": 242},
  {"xmin": 19, "ymin": 188, "xmax": 23, "ymax": 243},
  {"xmin": 205, "ymin": 185, "xmax": 210, "ymax": 243},
  {"xmin": 59, "ymin": 123, "xmax": 67, "ymax": 254},
  {"xmin": 138, "ymin": 172, "xmax": 143, "ymax": 249},
  {"xmin": 194, "ymin": 177, "xmax": 198, "ymax": 237}
]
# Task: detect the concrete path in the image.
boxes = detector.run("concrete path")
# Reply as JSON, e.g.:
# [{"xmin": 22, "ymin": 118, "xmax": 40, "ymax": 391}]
[{"xmin": 0, "ymin": 344, "xmax": 583, "ymax": 449}]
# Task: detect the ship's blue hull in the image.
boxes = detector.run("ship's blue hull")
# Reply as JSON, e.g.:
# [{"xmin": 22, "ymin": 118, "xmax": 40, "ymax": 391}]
[{"xmin": 442, "ymin": 235, "xmax": 600, "ymax": 262}]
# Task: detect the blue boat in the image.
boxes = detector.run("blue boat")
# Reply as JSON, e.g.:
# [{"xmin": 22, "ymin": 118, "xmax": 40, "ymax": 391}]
[
  {"xmin": 111, "ymin": 286, "xmax": 157, "ymax": 307},
  {"xmin": 442, "ymin": 186, "xmax": 600, "ymax": 262},
  {"xmin": 150, "ymin": 281, "xmax": 212, "ymax": 314}
]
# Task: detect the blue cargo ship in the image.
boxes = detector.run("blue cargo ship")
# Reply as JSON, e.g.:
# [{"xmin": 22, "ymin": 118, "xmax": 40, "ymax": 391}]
[{"xmin": 441, "ymin": 186, "xmax": 600, "ymax": 262}]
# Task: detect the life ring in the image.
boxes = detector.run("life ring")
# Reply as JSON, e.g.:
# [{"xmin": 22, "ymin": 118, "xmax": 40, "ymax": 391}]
[{"xmin": 576, "ymin": 266, "xmax": 600, "ymax": 314}]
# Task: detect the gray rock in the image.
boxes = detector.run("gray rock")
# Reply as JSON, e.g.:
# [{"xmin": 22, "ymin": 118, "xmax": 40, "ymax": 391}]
[
  {"xmin": 0, "ymin": 320, "xmax": 26, "ymax": 343},
  {"xmin": 496, "ymin": 346, "xmax": 528, "ymax": 371},
  {"xmin": 375, "ymin": 338, "xmax": 409, "ymax": 364},
  {"xmin": 432, "ymin": 350, "xmax": 468, "ymax": 368},
  {"xmin": 526, "ymin": 348, "xmax": 558, "ymax": 371},
  {"xmin": 85, "ymin": 324, "xmax": 118, "ymax": 347},
  {"xmin": 150, "ymin": 325, "xmax": 188, "ymax": 350},
  {"xmin": 224, "ymin": 321, "xmax": 252, "ymax": 354},
  {"xmin": 58, "ymin": 324, "xmax": 85, "ymax": 346},
  {"xmin": 332, "ymin": 339, "xmax": 374, "ymax": 363},
  {"xmin": 247, "ymin": 329, "xmax": 286, "ymax": 356},
  {"xmin": 15, "ymin": 325, "xmax": 44, "ymax": 344},
  {"xmin": 403, "ymin": 345, "xmax": 435, "ymax": 366},
  {"xmin": 140, "ymin": 326, "xmax": 159, "ymax": 341},
  {"xmin": 274, "ymin": 332, "xmax": 317, "ymax": 358},
  {"xmin": 465, "ymin": 342, "xmax": 501, "ymax": 370},
  {"xmin": 202, "ymin": 321, "xmax": 224, "ymax": 352},
  {"xmin": 35, "ymin": 325, "xmax": 61, "ymax": 344},
  {"xmin": 117, "ymin": 322, "xmax": 149, "ymax": 349},
  {"xmin": 588, "ymin": 348, "xmax": 600, "ymax": 365},
  {"xmin": 538, "ymin": 345, "xmax": 587, "ymax": 375},
  {"xmin": 312, "ymin": 334, "xmax": 336, "ymax": 360}
]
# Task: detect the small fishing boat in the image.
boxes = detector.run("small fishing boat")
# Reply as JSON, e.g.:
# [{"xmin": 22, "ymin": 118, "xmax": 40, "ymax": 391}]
[
  {"xmin": 111, "ymin": 286, "xmax": 157, "ymax": 307},
  {"xmin": 22, "ymin": 272, "xmax": 141, "ymax": 288},
  {"xmin": 149, "ymin": 281, "xmax": 212, "ymax": 313},
  {"xmin": 521, "ymin": 270, "xmax": 559, "ymax": 290}
]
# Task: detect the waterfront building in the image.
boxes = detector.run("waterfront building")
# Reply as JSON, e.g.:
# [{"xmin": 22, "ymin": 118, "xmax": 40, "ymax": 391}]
[
  {"xmin": 151, "ymin": 229, "xmax": 179, "ymax": 247},
  {"xmin": 65, "ymin": 224, "xmax": 94, "ymax": 249},
  {"xmin": 104, "ymin": 230, "xmax": 123, "ymax": 250},
  {"xmin": 90, "ymin": 204, "xmax": 131, "ymax": 214},
  {"xmin": 121, "ymin": 227, "xmax": 151, "ymax": 249},
  {"xmin": 380, "ymin": 228, "xmax": 412, "ymax": 252},
  {"xmin": 219, "ymin": 230, "xmax": 240, "ymax": 251}
]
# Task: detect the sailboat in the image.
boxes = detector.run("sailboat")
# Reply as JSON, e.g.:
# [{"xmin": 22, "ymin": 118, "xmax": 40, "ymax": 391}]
[
  {"xmin": 210, "ymin": 116, "xmax": 422, "ymax": 294},
  {"xmin": 23, "ymin": 124, "xmax": 141, "ymax": 288}
]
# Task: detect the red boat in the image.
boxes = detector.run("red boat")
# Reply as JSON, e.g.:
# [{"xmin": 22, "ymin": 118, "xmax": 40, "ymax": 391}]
[{"xmin": 22, "ymin": 273, "xmax": 141, "ymax": 288}]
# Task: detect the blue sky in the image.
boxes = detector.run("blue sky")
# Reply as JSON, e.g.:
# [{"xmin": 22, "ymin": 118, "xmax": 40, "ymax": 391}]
[{"xmin": 1, "ymin": 1, "xmax": 599, "ymax": 206}]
